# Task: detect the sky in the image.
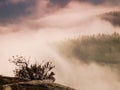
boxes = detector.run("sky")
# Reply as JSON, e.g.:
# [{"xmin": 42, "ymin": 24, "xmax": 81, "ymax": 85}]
[{"xmin": 0, "ymin": 0, "xmax": 120, "ymax": 90}]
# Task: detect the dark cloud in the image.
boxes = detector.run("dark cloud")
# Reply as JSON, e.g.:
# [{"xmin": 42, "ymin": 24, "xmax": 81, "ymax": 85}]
[
  {"xmin": 0, "ymin": 0, "xmax": 69, "ymax": 25},
  {"xmin": 77, "ymin": 0, "xmax": 120, "ymax": 5},
  {"xmin": 0, "ymin": 0, "xmax": 6, "ymax": 3},
  {"xmin": 50, "ymin": 0, "xmax": 69, "ymax": 7},
  {"xmin": 0, "ymin": 0, "xmax": 36, "ymax": 24},
  {"xmin": 78, "ymin": 0, "xmax": 104, "ymax": 4},
  {"xmin": 0, "ymin": 0, "xmax": 119, "ymax": 25},
  {"xmin": 49, "ymin": 0, "xmax": 120, "ymax": 6}
]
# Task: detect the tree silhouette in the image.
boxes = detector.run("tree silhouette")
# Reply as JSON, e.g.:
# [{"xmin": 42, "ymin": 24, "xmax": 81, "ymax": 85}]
[{"xmin": 9, "ymin": 55, "xmax": 55, "ymax": 82}]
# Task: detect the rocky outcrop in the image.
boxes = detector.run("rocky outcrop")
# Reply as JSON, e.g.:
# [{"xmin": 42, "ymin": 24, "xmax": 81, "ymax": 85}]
[
  {"xmin": 0, "ymin": 80, "xmax": 75, "ymax": 90},
  {"xmin": 0, "ymin": 75, "xmax": 27, "ymax": 85}
]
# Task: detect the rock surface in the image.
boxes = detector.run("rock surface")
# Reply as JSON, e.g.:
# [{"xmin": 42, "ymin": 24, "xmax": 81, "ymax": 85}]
[{"xmin": 0, "ymin": 80, "xmax": 75, "ymax": 90}]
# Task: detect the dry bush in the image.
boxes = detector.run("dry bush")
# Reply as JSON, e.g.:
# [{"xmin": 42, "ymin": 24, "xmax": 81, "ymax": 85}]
[{"xmin": 9, "ymin": 55, "xmax": 55, "ymax": 82}]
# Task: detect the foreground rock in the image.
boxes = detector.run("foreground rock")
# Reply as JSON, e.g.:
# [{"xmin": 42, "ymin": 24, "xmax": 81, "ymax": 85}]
[{"xmin": 0, "ymin": 80, "xmax": 75, "ymax": 90}]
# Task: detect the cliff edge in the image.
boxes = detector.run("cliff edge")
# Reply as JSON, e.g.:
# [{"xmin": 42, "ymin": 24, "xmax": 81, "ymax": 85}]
[{"xmin": 0, "ymin": 76, "xmax": 75, "ymax": 90}]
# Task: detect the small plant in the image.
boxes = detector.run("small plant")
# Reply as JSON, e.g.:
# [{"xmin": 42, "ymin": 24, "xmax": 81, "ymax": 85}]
[{"xmin": 9, "ymin": 55, "xmax": 55, "ymax": 82}]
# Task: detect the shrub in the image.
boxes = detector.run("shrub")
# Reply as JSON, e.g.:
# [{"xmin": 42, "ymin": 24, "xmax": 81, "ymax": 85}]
[{"xmin": 9, "ymin": 55, "xmax": 55, "ymax": 82}]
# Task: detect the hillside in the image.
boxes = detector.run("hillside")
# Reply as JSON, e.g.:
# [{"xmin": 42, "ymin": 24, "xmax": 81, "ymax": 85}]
[
  {"xmin": 55, "ymin": 33, "xmax": 120, "ymax": 72},
  {"xmin": 0, "ymin": 76, "xmax": 75, "ymax": 90},
  {"xmin": 101, "ymin": 11, "xmax": 120, "ymax": 27}
]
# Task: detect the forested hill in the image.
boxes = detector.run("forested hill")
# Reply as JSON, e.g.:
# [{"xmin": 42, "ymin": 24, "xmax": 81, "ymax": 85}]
[
  {"xmin": 101, "ymin": 11, "xmax": 120, "ymax": 27},
  {"xmin": 56, "ymin": 33, "xmax": 120, "ymax": 68}
]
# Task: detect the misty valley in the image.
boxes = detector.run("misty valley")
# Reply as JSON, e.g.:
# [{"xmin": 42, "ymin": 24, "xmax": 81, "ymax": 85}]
[{"xmin": 0, "ymin": 0, "xmax": 120, "ymax": 90}]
